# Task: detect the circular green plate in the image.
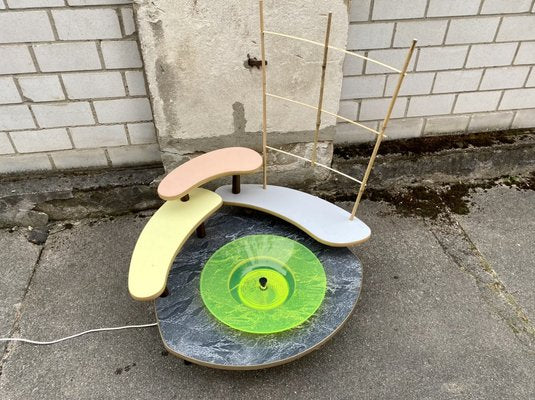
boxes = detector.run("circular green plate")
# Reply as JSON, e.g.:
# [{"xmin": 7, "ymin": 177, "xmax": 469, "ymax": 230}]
[{"xmin": 200, "ymin": 235, "xmax": 327, "ymax": 334}]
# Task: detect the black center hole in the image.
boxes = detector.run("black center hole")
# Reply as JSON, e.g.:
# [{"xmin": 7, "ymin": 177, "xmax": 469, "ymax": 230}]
[{"xmin": 259, "ymin": 277, "xmax": 268, "ymax": 289}]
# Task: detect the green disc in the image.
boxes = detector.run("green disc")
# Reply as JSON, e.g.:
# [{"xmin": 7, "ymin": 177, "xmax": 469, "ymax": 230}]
[{"xmin": 200, "ymin": 235, "xmax": 326, "ymax": 334}]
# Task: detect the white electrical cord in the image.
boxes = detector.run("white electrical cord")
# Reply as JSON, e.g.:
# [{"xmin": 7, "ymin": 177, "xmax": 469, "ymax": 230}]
[{"xmin": 0, "ymin": 322, "xmax": 158, "ymax": 345}]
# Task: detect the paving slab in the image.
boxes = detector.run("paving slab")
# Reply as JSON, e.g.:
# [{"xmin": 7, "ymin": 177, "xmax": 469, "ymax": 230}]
[
  {"xmin": 0, "ymin": 200, "xmax": 534, "ymax": 399},
  {"xmin": 455, "ymin": 185, "xmax": 535, "ymax": 318},
  {"xmin": 0, "ymin": 229, "xmax": 41, "ymax": 354}
]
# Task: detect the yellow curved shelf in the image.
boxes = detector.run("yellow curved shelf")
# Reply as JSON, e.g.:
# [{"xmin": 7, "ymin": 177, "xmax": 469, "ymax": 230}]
[{"xmin": 129, "ymin": 188, "xmax": 222, "ymax": 301}]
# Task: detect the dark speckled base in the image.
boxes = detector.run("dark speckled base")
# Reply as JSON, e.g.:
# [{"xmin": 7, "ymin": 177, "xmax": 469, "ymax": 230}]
[{"xmin": 155, "ymin": 207, "xmax": 362, "ymax": 369}]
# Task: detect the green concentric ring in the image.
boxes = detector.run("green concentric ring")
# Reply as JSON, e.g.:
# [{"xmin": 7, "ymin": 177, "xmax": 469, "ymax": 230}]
[{"xmin": 200, "ymin": 235, "xmax": 326, "ymax": 334}]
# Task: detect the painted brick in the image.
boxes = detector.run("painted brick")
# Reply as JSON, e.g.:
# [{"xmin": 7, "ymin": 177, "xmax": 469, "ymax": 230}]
[
  {"xmin": 359, "ymin": 97, "xmax": 407, "ymax": 121},
  {"xmin": 497, "ymin": 16, "xmax": 535, "ymax": 42},
  {"xmin": 481, "ymin": 0, "xmax": 532, "ymax": 14},
  {"xmin": 52, "ymin": 9, "xmax": 122, "ymax": 40},
  {"xmin": 18, "ymin": 75, "xmax": 65, "ymax": 102},
  {"xmin": 101, "ymin": 41, "xmax": 143, "ymax": 69},
  {"xmin": 0, "ymin": 11, "xmax": 54, "ymax": 44},
  {"xmin": 526, "ymin": 69, "xmax": 535, "ymax": 87},
  {"xmin": 515, "ymin": 42, "xmax": 535, "ymax": 65},
  {"xmin": 121, "ymin": 7, "xmax": 136, "ymax": 35},
  {"xmin": 32, "ymin": 102, "xmax": 95, "ymax": 128},
  {"xmin": 381, "ymin": 118, "xmax": 424, "ymax": 140},
  {"xmin": 108, "ymin": 144, "xmax": 161, "ymax": 166},
  {"xmin": 366, "ymin": 48, "xmax": 416, "ymax": 74},
  {"xmin": 349, "ymin": 0, "xmax": 371, "ymax": 22},
  {"xmin": 500, "ymin": 88, "xmax": 535, "ymax": 110},
  {"xmin": 125, "ymin": 71, "xmax": 146, "ymax": 96},
  {"xmin": 511, "ymin": 109, "xmax": 535, "ymax": 129},
  {"xmin": 480, "ymin": 67, "xmax": 530, "ymax": 90},
  {"xmin": 52, "ymin": 148, "xmax": 109, "ymax": 169},
  {"xmin": 0, "ymin": 77, "xmax": 22, "ymax": 105},
  {"xmin": 337, "ymin": 101, "xmax": 358, "ymax": 121},
  {"xmin": 33, "ymin": 42, "xmax": 101, "ymax": 72},
  {"xmin": 468, "ymin": 111, "xmax": 514, "ymax": 132},
  {"xmin": 341, "ymin": 75, "xmax": 385, "ymax": 99},
  {"xmin": 466, "ymin": 43, "xmax": 517, "ymax": 68},
  {"xmin": 94, "ymin": 98, "xmax": 152, "ymax": 123},
  {"xmin": 347, "ymin": 23, "xmax": 394, "ymax": 50},
  {"xmin": 0, "ymin": 153, "xmax": 52, "ymax": 174},
  {"xmin": 67, "ymin": 0, "xmax": 130, "ymax": 5},
  {"xmin": 395, "ymin": 21, "xmax": 448, "ymax": 47},
  {"xmin": 0, "ymin": 105, "xmax": 35, "ymax": 130},
  {"xmin": 0, "ymin": 132, "xmax": 15, "ymax": 154},
  {"xmin": 334, "ymin": 121, "xmax": 378, "ymax": 144},
  {"xmin": 62, "ymin": 71, "xmax": 125, "ymax": 99},
  {"xmin": 6, "ymin": 0, "xmax": 64, "ymax": 7},
  {"xmin": 407, "ymin": 94, "xmax": 455, "ymax": 117},
  {"xmin": 10, "ymin": 128, "xmax": 71, "ymax": 153},
  {"xmin": 385, "ymin": 72, "xmax": 434, "ymax": 96},
  {"xmin": 343, "ymin": 56, "xmax": 364, "ymax": 75},
  {"xmin": 433, "ymin": 70, "xmax": 483, "ymax": 94},
  {"xmin": 0, "ymin": 45, "xmax": 35, "ymax": 75},
  {"xmin": 372, "ymin": 0, "xmax": 426, "ymax": 20},
  {"xmin": 71, "ymin": 124, "xmax": 128, "ymax": 148},
  {"xmin": 427, "ymin": 0, "xmax": 481, "ymax": 17},
  {"xmin": 454, "ymin": 91, "xmax": 502, "ymax": 113},
  {"xmin": 424, "ymin": 115, "xmax": 470, "ymax": 136},
  {"xmin": 446, "ymin": 17, "xmax": 500, "ymax": 45},
  {"xmin": 128, "ymin": 122, "xmax": 157, "ymax": 144},
  {"xmin": 416, "ymin": 46, "xmax": 468, "ymax": 71}
]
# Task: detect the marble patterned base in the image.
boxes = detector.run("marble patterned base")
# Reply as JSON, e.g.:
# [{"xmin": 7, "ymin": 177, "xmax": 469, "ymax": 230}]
[{"xmin": 155, "ymin": 207, "xmax": 362, "ymax": 369}]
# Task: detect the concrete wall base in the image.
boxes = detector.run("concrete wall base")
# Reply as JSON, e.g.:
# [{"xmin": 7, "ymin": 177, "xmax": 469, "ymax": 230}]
[{"xmin": 0, "ymin": 130, "xmax": 533, "ymax": 228}]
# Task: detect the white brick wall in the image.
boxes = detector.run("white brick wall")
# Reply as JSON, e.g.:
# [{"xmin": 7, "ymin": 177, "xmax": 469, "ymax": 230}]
[
  {"xmin": 337, "ymin": 0, "xmax": 535, "ymax": 143},
  {"xmin": 0, "ymin": 0, "xmax": 159, "ymax": 174},
  {"xmin": 2, "ymin": 1, "xmax": 535, "ymax": 171}
]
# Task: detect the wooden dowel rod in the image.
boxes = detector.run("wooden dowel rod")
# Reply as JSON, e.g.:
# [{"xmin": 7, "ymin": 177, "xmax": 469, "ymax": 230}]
[
  {"xmin": 349, "ymin": 39, "xmax": 418, "ymax": 220},
  {"xmin": 259, "ymin": 0, "xmax": 268, "ymax": 189},
  {"xmin": 312, "ymin": 12, "xmax": 332, "ymax": 165},
  {"xmin": 263, "ymin": 30, "xmax": 402, "ymax": 73},
  {"xmin": 267, "ymin": 93, "xmax": 384, "ymax": 137},
  {"xmin": 232, "ymin": 174, "xmax": 240, "ymax": 194},
  {"xmin": 266, "ymin": 145, "xmax": 362, "ymax": 184},
  {"xmin": 196, "ymin": 223, "xmax": 206, "ymax": 239}
]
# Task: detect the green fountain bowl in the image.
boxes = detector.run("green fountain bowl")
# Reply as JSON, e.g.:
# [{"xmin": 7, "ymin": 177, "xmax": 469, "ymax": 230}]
[{"xmin": 200, "ymin": 234, "xmax": 327, "ymax": 334}]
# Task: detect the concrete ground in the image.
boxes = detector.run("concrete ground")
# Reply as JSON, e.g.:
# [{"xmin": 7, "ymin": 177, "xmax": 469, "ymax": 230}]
[{"xmin": 0, "ymin": 184, "xmax": 534, "ymax": 399}]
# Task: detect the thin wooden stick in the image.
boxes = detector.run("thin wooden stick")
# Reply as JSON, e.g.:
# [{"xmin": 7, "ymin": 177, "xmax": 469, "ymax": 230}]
[
  {"xmin": 267, "ymin": 93, "xmax": 384, "ymax": 137},
  {"xmin": 263, "ymin": 30, "xmax": 402, "ymax": 73},
  {"xmin": 312, "ymin": 12, "xmax": 332, "ymax": 165},
  {"xmin": 259, "ymin": 0, "xmax": 268, "ymax": 189},
  {"xmin": 349, "ymin": 39, "xmax": 418, "ymax": 221},
  {"xmin": 266, "ymin": 145, "xmax": 363, "ymax": 184}
]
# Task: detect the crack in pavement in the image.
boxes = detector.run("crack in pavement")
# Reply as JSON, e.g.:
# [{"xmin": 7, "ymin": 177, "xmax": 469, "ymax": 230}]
[
  {"xmin": 0, "ymin": 242, "xmax": 45, "ymax": 378},
  {"xmin": 429, "ymin": 217, "xmax": 535, "ymax": 352}
]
